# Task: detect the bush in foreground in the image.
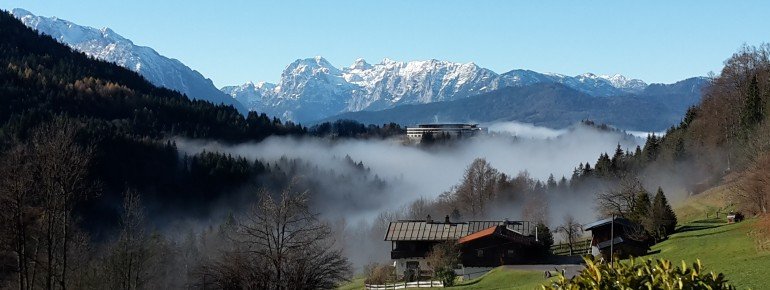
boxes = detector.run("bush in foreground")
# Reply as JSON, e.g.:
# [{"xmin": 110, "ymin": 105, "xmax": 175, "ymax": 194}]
[{"xmin": 543, "ymin": 257, "xmax": 735, "ymax": 289}]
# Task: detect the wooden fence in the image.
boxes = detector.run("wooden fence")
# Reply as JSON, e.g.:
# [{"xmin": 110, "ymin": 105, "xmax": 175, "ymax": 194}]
[
  {"xmin": 550, "ymin": 238, "xmax": 592, "ymax": 256},
  {"xmin": 365, "ymin": 280, "xmax": 444, "ymax": 289}
]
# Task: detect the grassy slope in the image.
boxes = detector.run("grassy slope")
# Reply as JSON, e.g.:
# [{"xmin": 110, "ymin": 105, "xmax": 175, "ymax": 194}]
[
  {"xmin": 337, "ymin": 268, "xmax": 547, "ymax": 290},
  {"xmin": 643, "ymin": 184, "xmax": 769, "ymax": 290},
  {"xmin": 451, "ymin": 268, "xmax": 547, "ymax": 290},
  {"xmin": 674, "ymin": 184, "xmax": 734, "ymax": 223},
  {"xmin": 337, "ymin": 277, "xmax": 365, "ymax": 290},
  {"xmin": 645, "ymin": 219, "xmax": 769, "ymax": 290}
]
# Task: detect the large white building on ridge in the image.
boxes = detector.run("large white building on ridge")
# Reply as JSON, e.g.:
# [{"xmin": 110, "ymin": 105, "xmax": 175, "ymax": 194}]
[{"xmin": 406, "ymin": 123, "xmax": 486, "ymax": 142}]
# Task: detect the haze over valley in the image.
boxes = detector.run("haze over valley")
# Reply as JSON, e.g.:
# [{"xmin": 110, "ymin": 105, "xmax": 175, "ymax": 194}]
[{"xmin": 1, "ymin": 2, "xmax": 769, "ymax": 289}]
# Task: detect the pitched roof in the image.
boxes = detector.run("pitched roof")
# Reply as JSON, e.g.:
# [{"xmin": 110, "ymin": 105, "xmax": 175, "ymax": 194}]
[
  {"xmin": 584, "ymin": 217, "xmax": 635, "ymax": 231},
  {"xmin": 457, "ymin": 226, "xmax": 498, "ymax": 244},
  {"xmin": 384, "ymin": 221, "xmax": 512, "ymax": 241}
]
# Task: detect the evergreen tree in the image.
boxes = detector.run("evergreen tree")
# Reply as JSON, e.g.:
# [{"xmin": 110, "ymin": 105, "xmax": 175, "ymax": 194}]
[
  {"xmin": 546, "ymin": 174, "xmax": 557, "ymax": 190},
  {"xmin": 595, "ymin": 153, "xmax": 612, "ymax": 177},
  {"xmin": 631, "ymin": 190, "xmax": 652, "ymax": 228},
  {"xmin": 673, "ymin": 137, "xmax": 687, "ymax": 162},
  {"xmin": 572, "ymin": 163, "xmax": 584, "ymax": 181},
  {"xmin": 420, "ymin": 132, "xmax": 435, "ymax": 145},
  {"xmin": 582, "ymin": 163, "xmax": 593, "ymax": 177},
  {"xmin": 557, "ymin": 176, "xmax": 568, "ymax": 191},
  {"xmin": 680, "ymin": 106, "xmax": 698, "ymax": 129},
  {"xmin": 741, "ymin": 75, "xmax": 764, "ymax": 130},
  {"xmin": 651, "ymin": 187, "xmax": 677, "ymax": 240},
  {"xmin": 611, "ymin": 144, "xmax": 625, "ymax": 173},
  {"xmin": 534, "ymin": 222, "xmax": 554, "ymax": 258},
  {"xmin": 643, "ymin": 134, "xmax": 660, "ymax": 162}
]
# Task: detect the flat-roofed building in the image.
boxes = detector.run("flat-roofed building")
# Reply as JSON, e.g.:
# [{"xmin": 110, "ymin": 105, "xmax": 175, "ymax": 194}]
[{"xmin": 406, "ymin": 123, "xmax": 486, "ymax": 142}]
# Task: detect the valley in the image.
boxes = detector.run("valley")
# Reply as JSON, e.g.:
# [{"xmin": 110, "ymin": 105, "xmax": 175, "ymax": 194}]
[{"xmin": 1, "ymin": 3, "xmax": 769, "ymax": 290}]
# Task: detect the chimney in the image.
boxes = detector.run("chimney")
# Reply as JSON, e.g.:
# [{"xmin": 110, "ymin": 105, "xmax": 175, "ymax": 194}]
[
  {"xmin": 445, "ymin": 215, "xmax": 450, "ymax": 223},
  {"xmin": 426, "ymin": 215, "xmax": 432, "ymax": 223}
]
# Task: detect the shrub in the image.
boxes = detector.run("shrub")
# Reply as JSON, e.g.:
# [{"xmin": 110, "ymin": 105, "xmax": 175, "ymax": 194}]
[
  {"xmin": 363, "ymin": 262, "xmax": 394, "ymax": 285},
  {"xmin": 542, "ymin": 257, "xmax": 735, "ymax": 289},
  {"xmin": 426, "ymin": 242, "xmax": 459, "ymax": 286}
]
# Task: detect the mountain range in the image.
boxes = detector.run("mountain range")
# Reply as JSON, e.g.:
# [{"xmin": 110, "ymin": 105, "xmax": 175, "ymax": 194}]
[
  {"xmin": 221, "ymin": 56, "xmax": 667, "ymax": 124},
  {"xmin": 12, "ymin": 8, "xmax": 707, "ymax": 130},
  {"xmin": 11, "ymin": 8, "xmax": 247, "ymax": 113}
]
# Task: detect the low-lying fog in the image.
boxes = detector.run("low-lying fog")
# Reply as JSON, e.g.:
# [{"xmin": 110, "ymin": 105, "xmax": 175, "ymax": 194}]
[{"xmin": 176, "ymin": 121, "xmax": 646, "ymax": 224}]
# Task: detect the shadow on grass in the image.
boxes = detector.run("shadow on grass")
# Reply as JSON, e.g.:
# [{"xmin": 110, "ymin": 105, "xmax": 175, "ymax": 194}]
[
  {"xmin": 692, "ymin": 218, "xmax": 727, "ymax": 224},
  {"xmin": 675, "ymin": 219, "xmax": 725, "ymax": 234},
  {"xmin": 676, "ymin": 224, "xmax": 721, "ymax": 234}
]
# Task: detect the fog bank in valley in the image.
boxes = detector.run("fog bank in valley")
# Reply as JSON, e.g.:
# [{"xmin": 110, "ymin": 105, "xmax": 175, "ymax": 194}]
[{"xmin": 176, "ymin": 122, "xmax": 643, "ymax": 223}]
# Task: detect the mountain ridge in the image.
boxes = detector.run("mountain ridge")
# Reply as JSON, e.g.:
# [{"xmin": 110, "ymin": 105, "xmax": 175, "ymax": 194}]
[
  {"xmin": 223, "ymin": 56, "xmax": 699, "ymax": 123},
  {"xmin": 11, "ymin": 8, "xmax": 247, "ymax": 113},
  {"xmin": 319, "ymin": 78, "xmax": 708, "ymax": 131}
]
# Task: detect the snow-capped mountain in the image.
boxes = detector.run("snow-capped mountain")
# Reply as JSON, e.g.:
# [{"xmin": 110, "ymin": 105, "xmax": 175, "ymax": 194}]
[
  {"xmin": 12, "ymin": 8, "xmax": 246, "ymax": 113},
  {"xmin": 223, "ymin": 57, "xmax": 649, "ymax": 122},
  {"xmin": 599, "ymin": 74, "xmax": 648, "ymax": 93}
]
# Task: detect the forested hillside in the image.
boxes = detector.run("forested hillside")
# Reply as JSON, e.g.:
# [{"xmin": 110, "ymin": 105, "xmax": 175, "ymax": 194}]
[
  {"xmin": 0, "ymin": 10, "xmax": 362, "ymax": 288},
  {"xmin": 580, "ymin": 44, "xmax": 770, "ymax": 217},
  {"xmin": 323, "ymin": 79, "xmax": 705, "ymax": 131},
  {"xmin": 0, "ymin": 8, "xmax": 313, "ymax": 226}
]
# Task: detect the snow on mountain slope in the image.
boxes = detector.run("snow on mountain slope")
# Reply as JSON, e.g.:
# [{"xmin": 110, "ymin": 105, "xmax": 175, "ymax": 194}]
[
  {"xmin": 12, "ymin": 8, "xmax": 246, "ymax": 113},
  {"xmin": 224, "ymin": 56, "xmax": 650, "ymax": 122}
]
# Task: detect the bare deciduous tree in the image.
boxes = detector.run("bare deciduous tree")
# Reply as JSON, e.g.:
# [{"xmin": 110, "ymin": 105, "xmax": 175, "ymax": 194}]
[
  {"xmin": 735, "ymin": 153, "xmax": 770, "ymax": 215},
  {"xmin": 199, "ymin": 183, "xmax": 351, "ymax": 289},
  {"xmin": 101, "ymin": 189, "xmax": 166, "ymax": 290},
  {"xmin": 406, "ymin": 197, "xmax": 431, "ymax": 220},
  {"xmin": 0, "ymin": 145, "xmax": 39, "ymax": 290},
  {"xmin": 0, "ymin": 117, "xmax": 95, "ymax": 290},
  {"xmin": 456, "ymin": 158, "xmax": 500, "ymax": 217},
  {"xmin": 556, "ymin": 214, "xmax": 583, "ymax": 256},
  {"xmin": 596, "ymin": 177, "xmax": 646, "ymax": 219},
  {"xmin": 522, "ymin": 193, "xmax": 549, "ymax": 225}
]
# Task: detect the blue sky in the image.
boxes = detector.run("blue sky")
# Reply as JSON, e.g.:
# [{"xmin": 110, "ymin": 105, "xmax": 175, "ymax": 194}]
[{"xmin": 3, "ymin": 1, "xmax": 769, "ymax": 87}]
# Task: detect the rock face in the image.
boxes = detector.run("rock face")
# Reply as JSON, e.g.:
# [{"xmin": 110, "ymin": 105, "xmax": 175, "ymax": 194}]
[
  {"xmin": 12, "ymin": 8, "xmax": 246, "ymax": 113},
  {"xmin": 223, "ymin": 56, "xmax": 658, "ymax": 123}
]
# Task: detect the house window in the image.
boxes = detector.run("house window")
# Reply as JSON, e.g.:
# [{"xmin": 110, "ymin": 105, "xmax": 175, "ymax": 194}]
[
  {"xmin": 476, "ymin": 249, "xmax": 484, "ymax": 257},
  {"xmin": 406, "ymin": 261, "xmax": 419, "ymax": 270}
]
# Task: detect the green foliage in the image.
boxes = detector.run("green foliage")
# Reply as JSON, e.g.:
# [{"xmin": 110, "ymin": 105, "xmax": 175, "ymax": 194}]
[
  {"xmin": 310, "ymin": 119, "xmax": 404, "ymax": 138},
  {"xmin": 427, "ymin": 242, "xmax": 460, "ymax": 287},
  {"xmin": 435, "ymin": 267, "xmax": 456, "ymax": 287},
  {"xmin": 543, "ymin": 257, "xmax": 735, "ymax": 290},
  {"xmin": 643, "ymin": 133, "xmax": 661, "ymax": 163},
  {"xmin": 631, "ymin": 190, "xmax": 652, "ymax": 227},
  {"xmin": 535, "ymin": 222, "xmax": 555, "ymax": 257},
  {"xmin": 649, "ymin": 187, "xmax": 677, "ymax": 240},
  {"xmin": 741, "ymin": 75, "xmax": 764, "ymax": 130}
]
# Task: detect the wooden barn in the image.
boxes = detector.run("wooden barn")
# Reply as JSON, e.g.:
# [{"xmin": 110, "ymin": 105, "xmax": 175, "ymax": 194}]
[
  {"xmin": 457, "ymin": 224, "xmax": 539, "ymax": 267},
  {"xmin": 384, "ymin": 215, "xmax": 537, "ymax": 280},
  {"xmin": 584, "ymin": 217, "xmax": 650, "ymax": 259}
]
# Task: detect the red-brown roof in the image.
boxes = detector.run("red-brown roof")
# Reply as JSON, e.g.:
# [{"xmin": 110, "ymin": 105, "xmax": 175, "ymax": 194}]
[
  {"xmin": 384, "ymin": 221, "xmax": 508, "ymax": 241},
  {"xmin": 457, "ymin": 226, "xmax": 498, "ymax": 244}
]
